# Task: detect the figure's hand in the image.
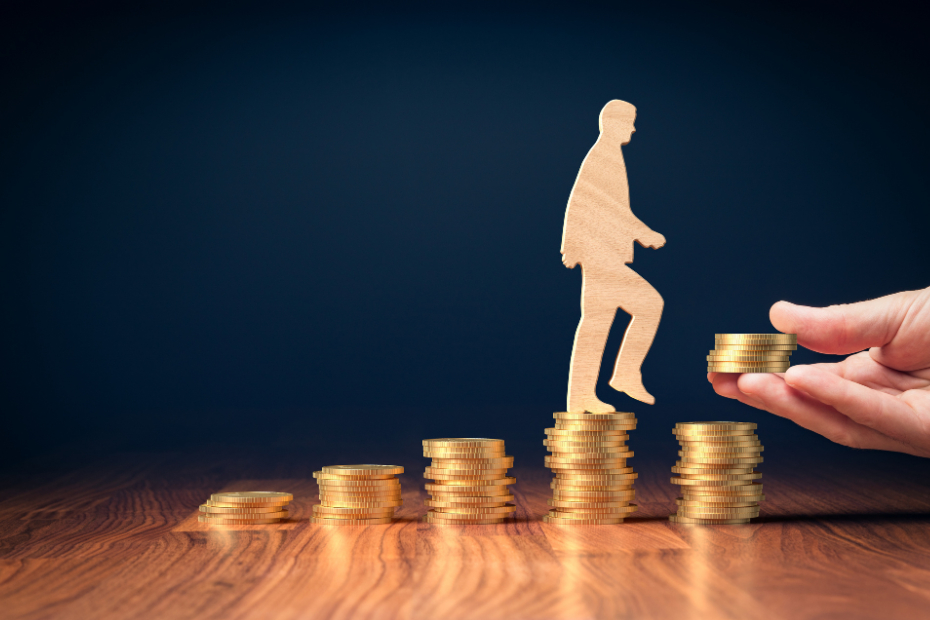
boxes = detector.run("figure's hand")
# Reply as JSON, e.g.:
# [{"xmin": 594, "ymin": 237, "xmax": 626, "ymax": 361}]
[
  {"xmin": 561, "ymin": 244, "xmax": 582, "ymax": 269},
  {"xmin": 637, "ymin": 231, "xmax": 666, "ymax": 249},
  {"xmin": 709, "ymin": 287, "xmax": 930, "ymax": 457}
]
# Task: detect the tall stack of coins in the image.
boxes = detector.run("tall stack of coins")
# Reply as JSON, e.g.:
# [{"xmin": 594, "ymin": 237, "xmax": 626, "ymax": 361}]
[
  {"xmin": 422, "ymin": 438, "xmax": 516, "ymax": 525},
  {"xmin": 199, "ymin": 491, "xmax": 292, "ymax": 525},
  {"xmin": 708, "ymin": 333, "xmax": 797, "ymax": 373},
  {"xmin": 311, "ymin": 464, "xmax": 403, "ymax": 525},
  {"xmin": 543, "ymin": 412, "xmax": 638, "ymax": 525},
  {"xmin": 670, "ymin": 422, "xmax": 764, "ymax": 525}
]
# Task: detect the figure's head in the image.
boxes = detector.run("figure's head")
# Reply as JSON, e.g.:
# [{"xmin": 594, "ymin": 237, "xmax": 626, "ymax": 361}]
[{"xmin": 599, "ymin": 100, "xmax": 637, "ymax": 144}]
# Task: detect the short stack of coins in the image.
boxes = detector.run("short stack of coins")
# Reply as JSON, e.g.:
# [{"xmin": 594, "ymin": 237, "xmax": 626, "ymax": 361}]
[
  {"xmin": 199, "ymin": 491, "xmax": 292, "ymax": 525},
  {"xmin": 422, "ymin": 438, "xmax": 516, "ymax": 525},
  {"xmin": 670, "ymin": 422, "xmax": 764, "ymax": 525},
  {"xmin": 708, "ymin": 333, "xmax": 797, "ymax": 373},
  {"xmin": 311, "ymin": 464, "xmax": 403, "ymax": 525},
  {"xmin": 543, "ymin": 411, "xmax": 638, "ymax": 525}
]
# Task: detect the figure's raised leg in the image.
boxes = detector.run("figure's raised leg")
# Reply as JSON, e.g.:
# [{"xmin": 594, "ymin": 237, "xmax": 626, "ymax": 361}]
[
  {"xmin": 566, "ymin": 267, "xmax": 618, "ymax": 413},
  {"xmin": 607, "ymin": 267, "xmax": 664, "ymax": 404}
]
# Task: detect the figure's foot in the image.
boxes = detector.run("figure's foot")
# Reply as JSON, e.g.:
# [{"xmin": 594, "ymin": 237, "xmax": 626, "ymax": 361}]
[
  {"xmin": 568, "ymin": 395, "xmax": 616, "ymax": 413},
  {"xmin": 609, "ymin": 372, "xmax": 656, "ymax": 405}
]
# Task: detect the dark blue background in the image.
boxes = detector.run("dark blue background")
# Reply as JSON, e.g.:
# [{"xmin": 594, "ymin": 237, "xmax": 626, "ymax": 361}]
[{"xmin": 2, "ymin": 1, "xmax": 929, "ymax": 469}]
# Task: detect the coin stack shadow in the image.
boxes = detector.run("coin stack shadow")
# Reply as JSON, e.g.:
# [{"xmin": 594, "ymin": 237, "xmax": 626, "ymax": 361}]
[
  {"xmin": 670, "ymin": 422, "xmax": 764, "ymax": 525},
  {"xmin": 422, "ymin": 438, "xmax": 516, "ymax": 525},
  {"xmin": 311, "ymin": 464, "xmax": 404, "ymax": 525},
  {"xmin": 708, "ymin": 333, "xmax": 797, "ymax": 373},
  {"xmin": 543, "ymin": 412, "xmax": 639, "ymax": 525},
  {"xmin": 198, "ymin": 491, "xmax": 292, "ymax": 525}
]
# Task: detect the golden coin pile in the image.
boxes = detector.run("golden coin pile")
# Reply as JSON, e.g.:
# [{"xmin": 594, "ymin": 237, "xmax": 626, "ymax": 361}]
[
  {"xmin": 543, "ymin": 412, "xmax": 638, "ymax": 525},
  {"xmin": 198, "ymin": 491, "xmax": 292, "ymax": 525},
  {"xmin": 422, "ymin": 438, "xmax": 516, "ymax": 525},
  {"xmin": 311, "ymin": 464, "xmax": 404, "ymax": 525},
  {"xmin": 670, "ymin": 422, "xmax": 764, "ymax": 525},
  {"xmin": 708, "ymin": 333, "xmax": 797, "ymax": 373}
]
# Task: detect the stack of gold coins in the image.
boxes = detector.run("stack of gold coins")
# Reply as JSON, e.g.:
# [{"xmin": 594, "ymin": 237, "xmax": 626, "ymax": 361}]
[
  {"xmin": 422, "ymin": 438, "xmax": 516, "ymax": 525},
  {"xmin": 311, "ymin": 464, "xmax": 403, "ymax": 525},
  {"xmin": 543, "ymin": 412, "xmax": 638, "ymax": 525},
  {"xmin": 708, "ymin": 333, "xmax": 797, "ymax": 373},
  {"xmin": 198, "ymin": 491, "xmax": 292, "ymax": 525},
  {"xmin": 670, "ymin": 422, "xmax": 764, "ymax": 525}
]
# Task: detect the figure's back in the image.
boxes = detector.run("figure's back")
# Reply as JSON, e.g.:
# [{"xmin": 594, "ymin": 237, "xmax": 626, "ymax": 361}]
[{"xmin": 562, "ymin": 126, "xmax": 642, "ymax": 268}]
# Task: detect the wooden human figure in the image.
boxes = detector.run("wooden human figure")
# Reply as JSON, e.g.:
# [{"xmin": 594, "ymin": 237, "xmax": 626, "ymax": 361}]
[{"xmin": 561, "ymin": 100, "xmax": 665, "ymax": 412}]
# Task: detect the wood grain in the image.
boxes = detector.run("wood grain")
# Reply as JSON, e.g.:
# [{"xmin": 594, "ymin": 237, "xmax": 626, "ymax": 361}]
[
  {"xmin": 561, "ymin": 100, "xmax": 665, "ymax": 412},
  {"xmin": 3, "ymin": 449, "xmax": 930, "ymax": 620}
]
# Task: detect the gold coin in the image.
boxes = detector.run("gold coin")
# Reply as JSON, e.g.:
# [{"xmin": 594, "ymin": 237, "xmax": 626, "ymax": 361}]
[
  {"xmin": 553, "ymin": 492, "xmax": 636, "ymax": 501},
  {"xmin": 209, "ymin": 491, "xmax": 293, "ymax": 504},
  {"xmin": 555, "ymin": 422, "xmax": 637, "ymax": 430},
  {"xmin": 669, "ymin": 515, "xmax": 751, "ymax": 525},
  {"xmin": 310, "ymin": 516, "xmax": 393, "ymax": 525},
  {"xmin": 676, "ymin": 497, "xmax": 762, "ymax": 507},
  {"xmin": 423, "ymin": 510, "xmax": 513, "ymax": 520},
  {"xmin": 678, "ymin": 455, "xmax": 763, "ymax": 464},
  {"xmin": 424, "ymin": 477, "xmax": 516, "ymax": 487},
  {"xmin": 715, "ymin": 333, "xmax": 796, "ymax": 342},
  {"xmin": 675, "ymin": 461, "xmax": 759, "ymax": 471},
  {"xmin": 318, "ymin": 486, "xmax": 402, "ymax": 494},
  {"xmin": 673, "ymin": 428, "xmax": 756, "ymax": 436},
  {"xmin": 676, "ymin": 472, "xmax": 762, "ymax": 481},
  {"xmin": 427, "ymin": 492, "xmax": 514, "ymax": 501},
  {"xmin": 423, "ymin": 438, "xmax": 505, "ymax": 448},
  {"xmin": 678, "ymin": 505, "xmax": 760, "ymax": 516},
  {"xmin": 312, "ymin": 505, "xmax": 395, "ymax": 515},
  {"xmin": 423, "ymin": 450, "xmax": 506, "ymax": 458},
  {"xmin": 424, "ymin": 485, "xmax": 512, "ymax": 495},
  {"xmin": 320, "ymin": 497, "xmax": 404, "ymax": 508},
  {"xmin": 322, "ymin": 464, "xmax": 404, "ymax": 476},
  {"xmin": 553, "ymin": 411, "xmax": 636, "ymax": 420},
  {"xmin": 205, "ymin": 500, "xmax": 291, "ymax": 508},
  {"xmin": 198, "ymin": 515, "xmax": 286, "ymax": 525},
  {"xmin": 425, "ymin": 513, "xmax": 505, "ymax": 525},
  {"xmin": 542, "ymin": 515, "xmax": 625, "ymax": 525},
  {"xmin": 423, "ymin": 495, "xmax": 513, "ymax": 508},
  {"xmin": 712, "ymin": 344, "xmax": 797, "ymax": 351},
  {"xmin": 427, "ymin": 457, "xmax": 514, "ymax": 468},
  {"xmin": 544, "ymin": 440, "xmax": 627, "ymax": 448},
  {"xmin": 707, "ymin": 365, "xmax": 789, "ymax": 373},
  {"xmin": 424, "ymin": 470, "xmax": 510, "ymax": 480},
  {"xmin": 199, "ymin": 504, "xmax": 287, "ymax": 514},
  {"xmin": 707, "ymin": 354, "xmax": 791, "ymax": 362},
  {"xmin": 671, "ymin": 466, "xmax": 756, "ymax": 475},
  {"xmin": 553, "ymin": 487, "xmax": 635, "ymax": 495},
  {"xmin": 671, "ymin": 477, "xmax": 759, "ymax": 486},
  {"xmin": 677, "ymin": 439, "xmax": 761, "ymax": 447},
  {"xmin": 675, "ymin": 422, "xmax": 757, "ymax": 431},
  {"xmin": 546, "ymin": 428, "xmax": 628, "ymax": 437},
  {"xmin": 707, "ymin": 360, "xmax": 790, "ymax": 367},
  {"xmin": 548, "ymin": 499, "xmax": 633, "ymax": 509},
  {"xmin": 311, "ymin": 511, "xmax": 395, "ymax": 520},
  {"xmin": 554, "ymin": 466, "xmax": 634, "ymax": 476},
  {"xmin": 548, "ymin": 450, "xmax": 632, "ymax": 459},
  {"xmin": 554, "ymin": 472, "xmax": 637, "ymax": 481},
  {"xmin": 317, "ymin": 477, "xmax": 400, "ymax": 486},
  {"xmin": 549, "ymin": 506, "xmax": 637, "ymax": 518},
  {"xmin": 683, "ymin": 483, "xmax": 762, "ymax": 495},
  {"xmin": 549, "ymin": 469, "xmax": 632, "ymax": 476},
  {"xmin": 314, "ymin": 472, "xmax": 396, "ymax": 481},
  {"xmin": 546, "ymin": 454, "xmax": 633, "ymax": 463},
  {"xmin": 679, "ymin": 445, "xmax": 763, "ymax": 454},
  {"xmin": 430, "ymin": 504, "xmax": 516, "ymax": 514}
]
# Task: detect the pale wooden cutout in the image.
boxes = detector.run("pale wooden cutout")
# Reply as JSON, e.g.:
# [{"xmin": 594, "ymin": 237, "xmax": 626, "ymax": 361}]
[{"xmin": 561, "ymin": 100, "xmax": 665, "ymax": 412}]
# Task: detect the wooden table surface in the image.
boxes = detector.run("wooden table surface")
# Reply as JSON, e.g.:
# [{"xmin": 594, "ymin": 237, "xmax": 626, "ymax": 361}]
[{"xmin": 3, "ymin": 445, "xmax": 930, "ymax": 620}]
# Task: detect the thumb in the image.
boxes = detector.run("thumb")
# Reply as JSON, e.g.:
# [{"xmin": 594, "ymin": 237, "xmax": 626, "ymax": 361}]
[{"xmin": 770, "ymin": 292, "xmax": 914, "ymax": 357}]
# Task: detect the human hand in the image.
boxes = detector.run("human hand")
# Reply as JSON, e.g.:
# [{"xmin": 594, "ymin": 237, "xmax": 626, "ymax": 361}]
[
  {"xmin": 638, "ymin": 231, "xmax": 666, "ymax": 249},
  {"xmin": 708, "ymin": 287, "xmax": 930, "ymax": 457}
]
